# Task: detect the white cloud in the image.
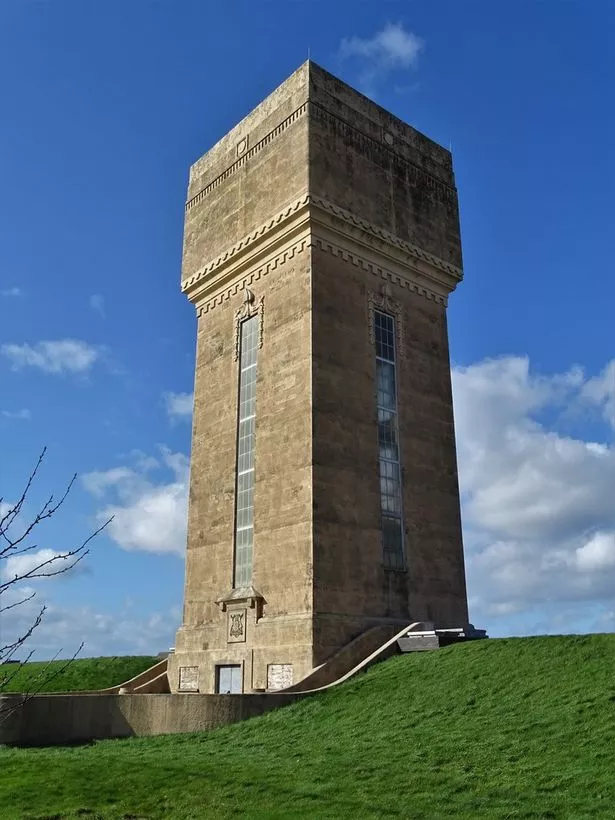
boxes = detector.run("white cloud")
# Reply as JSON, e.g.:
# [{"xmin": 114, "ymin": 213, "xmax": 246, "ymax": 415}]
[
  {"xmin": 0, "ymin": 583, "xmax": 179, "ymax": 659},
  {"xmin": 1, "ymin": 287, "xmax": 22, "ymax": 297},
  {"xmin": 1, "ymin": 408, "xmax": 31, "ymax": 420},
  {"xmin": 81, "ymin": 467, "xmax": 138, "ymax": 498},
  {"xmin": 164, "ymin": 391, "xmax": 193, "ymax": 422},
  {"xmin": 453, "ymin": 356, "xmax": 615, "ymax": 632},
  {"xmin": 2, "ymin": 548, "xmax": 84, "ymax": 582},
  {"xmin": 89, "ymin": 294, "xmax": 105, "ymax": 318},
  {"xmin": 339, "ymin": 23, "xmax": 423, "ymax": 96},
  {"xmin": 573, "ymin": 531, "xmax": 615, "ymax": 573},
  {"xmin": 82, "ymin": 448, "xmax": 189, "ymax": 556},
  {"xmin": 581, "ymin": 360, "xmax": 615, "ymax": 430},
  {"xmin": 340, "ymin": 22, "xmax": 423, "ymax": 67},
  {"xmin": 1, "ymin": 339, "xmax": 101, "ymax": 374}
]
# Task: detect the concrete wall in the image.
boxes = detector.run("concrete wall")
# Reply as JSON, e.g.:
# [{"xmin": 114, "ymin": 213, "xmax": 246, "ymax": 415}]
[{"xmin": 0, "ymin": 691, "xmax": 304, "ymax": 747}]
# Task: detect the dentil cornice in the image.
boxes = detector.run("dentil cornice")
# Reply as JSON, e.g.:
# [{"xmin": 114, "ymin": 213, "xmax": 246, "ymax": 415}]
[{"xmin": 181, "ymin": 193, "xmax": 463, "ymax": 313}]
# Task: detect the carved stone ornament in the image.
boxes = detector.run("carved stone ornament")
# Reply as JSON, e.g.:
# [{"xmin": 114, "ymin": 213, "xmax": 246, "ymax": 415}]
[
  {"xmin": 234, "ymin": 288, "xmax": 264, "ymax": 361},
  {"xmin": 227, "ymin": 608, "xmax": 247, "ymax": 643},
  {"xmin": 367, "ymin": 286, "xmax": 405, "ymax": 357}
]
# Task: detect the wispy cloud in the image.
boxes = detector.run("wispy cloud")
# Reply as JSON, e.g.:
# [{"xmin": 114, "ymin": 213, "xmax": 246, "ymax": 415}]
[
  {"xmin": 82, "ymin": 447, "xmax": 189, "ymax": 556},
  {"xmin": 1, "ymin": 339, "xmax": 102, "ymax": 375},
  {"xmin": 164, "ymin": 391, "xmax": 193, "ymax": 423},
  {"xmin": 1, "ymin": 548, "xmax": 86, "ymax": 582},
  {"xmin": 1, "ymin": 583, "xmax": 179, "ymax": 658},
  {"xmin": 89, "ymin": 294, "xmax": 105, "ymax": 318},
  {"xmin": 1, "ymin": 408, "xmax": 31, "ymax": 420},
  {"xmin": 1, "ymin": 287, "xmax": 23, "ymax": 297},
  {"xmin": 339, "ymin": 22, "xmax": 424, "ymax": 97}
]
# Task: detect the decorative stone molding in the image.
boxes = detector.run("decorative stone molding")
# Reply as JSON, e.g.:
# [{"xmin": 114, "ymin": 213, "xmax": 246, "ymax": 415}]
[
  {"xmin": 368, "ymin": 287, "xmax": 405, "ymax": 358},
  {"xmin": 195, "ymin": 237, "xmax": 310, "ymax": 317},
  {"xmin": 308, "ymin": 101, "xmax": 456, "ymax": 207},
  {"xmin": 312, "ymin": 236, "xmax": 449, "ymax": 307},
  {"xmin": 184, "ymin": 99, "xmax": 456, "ymax": 213},
  {"xmin": 185, "ymin": 102, "xmax": 308, "ymax": 212},
  {"xmin": 191, "ymin": 230, "xmax": 452, "ymax": 318},
  {"xmin": 182, "ymin": 194, "xmax": 310, "ymax": 294},
  {"xmin": 216, "ymin": 585, "xmax": 265, "ymax": 621},
  {"xmin": 309, "ymin": 196, "xmax": 462, "ymax": 282},
  {"xmin": 233, "ymin": 289, "xmax": 264, "ymax": 361},
  {"xmin": 227, "ymin": 609, "xmax": 247, "ymax": 643},
  {"xmin": 182, "ymin": 192, "xmax": 462, "ymax": 316}
]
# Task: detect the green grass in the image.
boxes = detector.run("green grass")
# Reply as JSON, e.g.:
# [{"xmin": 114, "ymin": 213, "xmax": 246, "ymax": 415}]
[
  {"xmin": 1, "ymin": 655, "xmax": 158, "ymax": 694},
  {"xmin": 2, "ymin": 635, "xmax": 615, "ymax": 819}
]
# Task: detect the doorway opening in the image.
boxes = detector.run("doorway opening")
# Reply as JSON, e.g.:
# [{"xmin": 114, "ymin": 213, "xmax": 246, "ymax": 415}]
[{"xmin": 215, "ymin": 664, "xmax": 242, "ymax": 694}]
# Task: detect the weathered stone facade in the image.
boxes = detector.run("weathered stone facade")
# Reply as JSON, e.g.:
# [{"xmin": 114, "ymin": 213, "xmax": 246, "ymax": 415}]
[{"xmin": 168, "ymin": 61, "xmax": 470, "ymax": 693}]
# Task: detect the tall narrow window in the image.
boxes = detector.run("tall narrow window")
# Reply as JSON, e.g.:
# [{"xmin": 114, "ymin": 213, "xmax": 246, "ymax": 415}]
[
  {"xmin": 374, "ymin": 310, "xmax": 405, "ymax": 570},
  {"xmin": 234, "ymin": 315, "xmax": 258, "ymax": 587}
]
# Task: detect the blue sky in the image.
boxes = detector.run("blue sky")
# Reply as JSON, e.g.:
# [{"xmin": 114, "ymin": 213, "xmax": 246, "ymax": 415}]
[{"xmin": 1, "ymin": 1, "xmax": 614, "ymax": 658}]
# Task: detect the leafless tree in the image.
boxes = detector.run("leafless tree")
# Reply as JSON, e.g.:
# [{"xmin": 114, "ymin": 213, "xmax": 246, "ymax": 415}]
[{"xmin": 0, "ymin": 447, "xmax": 110, "ymax": 701}]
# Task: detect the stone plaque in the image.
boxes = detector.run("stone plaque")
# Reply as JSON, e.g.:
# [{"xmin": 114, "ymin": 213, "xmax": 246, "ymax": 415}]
[
  {"xmin": 227, "ymin": 608, "xmax": 247, "ymax": 643},
  {"xmin": 267, "ymin": 663, "xmax": 293, "ymax": 690},
  {"xmin": 179, "ymin": 666, "xmax": 199, "ymax": 692}
]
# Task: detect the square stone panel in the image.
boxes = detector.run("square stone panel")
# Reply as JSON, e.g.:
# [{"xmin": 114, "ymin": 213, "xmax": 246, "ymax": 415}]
[
  {"xmin": 179, "ymin": 666, "xmax": 199, "ymax": 692},
  {"xmin": 267, "ymin": 663, "xmax": 293, "ymax": 690}
]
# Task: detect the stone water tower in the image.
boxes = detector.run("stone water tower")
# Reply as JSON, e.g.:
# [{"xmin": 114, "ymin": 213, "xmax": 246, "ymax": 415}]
[{"xmin": 168, "ymin": 62, "xmax": 471, "ymax": 694}]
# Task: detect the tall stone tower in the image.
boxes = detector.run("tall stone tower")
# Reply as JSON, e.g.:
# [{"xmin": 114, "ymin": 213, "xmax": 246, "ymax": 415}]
[{"xmin": 168, "ymin": 62, "xmax": 471, "ymax": 694}]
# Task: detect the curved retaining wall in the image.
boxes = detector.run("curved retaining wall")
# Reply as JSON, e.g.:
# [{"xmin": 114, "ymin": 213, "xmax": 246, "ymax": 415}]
[
  {"xmin": 281, "ymin": 621, "xmax": 417, "ymax": 692},
  {"xmin": 0, "ymin": 622, "xmax": 430, "ymax": 746},
  {"xmin": 0, "ymin": 691, "xmax": 304, "ymax": 747}
]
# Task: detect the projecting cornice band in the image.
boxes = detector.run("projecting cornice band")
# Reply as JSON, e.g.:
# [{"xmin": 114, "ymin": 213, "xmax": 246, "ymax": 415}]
[{"xmin": 181, "ymin": 193, "xmax": 463, "ymax": 315}]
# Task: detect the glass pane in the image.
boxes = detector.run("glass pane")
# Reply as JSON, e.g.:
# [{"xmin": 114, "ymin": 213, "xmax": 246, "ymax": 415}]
[
  {"xmin": 234, "ymin": 316, "xmax": 258, "ymax": 587},
  {"xmin": 374, "ymin": 310, "xmax": 405, "ymax": 570}
]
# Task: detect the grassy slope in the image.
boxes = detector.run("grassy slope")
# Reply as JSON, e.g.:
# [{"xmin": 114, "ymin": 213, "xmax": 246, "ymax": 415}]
[
  {"xmin": 2, "ymin": 636, "xmax": 615, "ymax": 819},
  {"xmin": 1, "ymin": 656, "xmax": 159, "ymax": 693}
]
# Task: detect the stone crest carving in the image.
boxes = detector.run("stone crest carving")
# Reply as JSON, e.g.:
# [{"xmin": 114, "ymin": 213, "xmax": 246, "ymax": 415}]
[
  {"xmin": 234, "ymin": 288, "xmax": 264, "ymax": 361},
  {"xmin": 227, "ymin": 608, "xmax": 247, "ymax": 643}
]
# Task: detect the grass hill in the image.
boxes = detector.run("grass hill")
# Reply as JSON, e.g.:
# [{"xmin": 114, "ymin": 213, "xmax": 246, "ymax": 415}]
[
  {"xmin": 1, "ymin": 655, "xmax": 158, "ymax": 694},
  {"xmin": 2, "ymin": 635, "xmax": 615, "ymax": 819}
]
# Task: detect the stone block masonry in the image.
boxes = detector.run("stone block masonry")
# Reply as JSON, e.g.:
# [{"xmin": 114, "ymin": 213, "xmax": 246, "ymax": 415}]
[{"xmin": 168, "ymin": 60, "xmax": 472, "ymax": 694}]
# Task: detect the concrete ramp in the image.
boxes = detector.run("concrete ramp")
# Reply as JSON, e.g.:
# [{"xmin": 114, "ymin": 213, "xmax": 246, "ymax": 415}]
[
  {"xmin": 279, "ymin": 622, "xmax": 424, "ymax": 694},
  {"xmin": 280, "ymin": 621, "xmax": 487, "ymax": 694},
  {"xmin": 97, "ymin": 659, "xmax": 170, "ymax": 694}
]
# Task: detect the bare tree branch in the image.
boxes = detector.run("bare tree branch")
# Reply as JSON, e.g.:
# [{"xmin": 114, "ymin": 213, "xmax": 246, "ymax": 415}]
[
  {"xmin": 0, "ymin": 643, "xmax": 85, "ymax": 725},
  {"xmin": 0, "ymin": 448, "xmax": 46, "ymax": 536},
  {"xmin": 0, "ymin": 589, "xmax": 36, "ymax": 615},
  {"xmin": 1, "ymin": 448, "xmax": 111, "ymax": 703}
]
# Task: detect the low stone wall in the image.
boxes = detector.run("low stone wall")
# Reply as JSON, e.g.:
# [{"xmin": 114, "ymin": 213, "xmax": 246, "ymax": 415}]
[{"xmin": 0, "ymin": 691, "xmax": 305, "ymax": 747}]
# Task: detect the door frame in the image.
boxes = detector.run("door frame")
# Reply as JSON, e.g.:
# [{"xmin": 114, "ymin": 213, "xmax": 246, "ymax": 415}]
[{"xmin": 214, "ymin": 662, "xmax": 244, "ymax": 694}]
